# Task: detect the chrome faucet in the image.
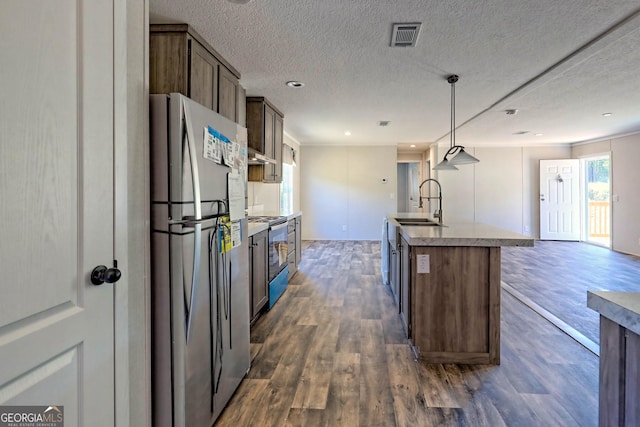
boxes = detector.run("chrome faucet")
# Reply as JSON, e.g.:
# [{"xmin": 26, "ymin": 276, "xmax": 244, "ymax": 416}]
[{"xmin": 418, "ymin": 178, "xmax": 443, "ymax": 223}]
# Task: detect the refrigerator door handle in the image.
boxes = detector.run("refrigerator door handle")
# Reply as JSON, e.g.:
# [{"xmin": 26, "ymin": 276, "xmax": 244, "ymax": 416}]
[
  {"xmin": 182, "ymin": 98, "xmax": 202, "ymax": 221},
  {"xmin": 185, "ymin": 222, "xmax": 202, "ymax": 342}
]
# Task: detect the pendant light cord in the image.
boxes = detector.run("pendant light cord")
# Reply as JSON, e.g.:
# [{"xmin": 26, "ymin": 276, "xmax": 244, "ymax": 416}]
[
  {"xmin": 448, "ymin": 74, "xmax": 459, "ymax": 152},
  {"xmin": 451, "ymin": 79, "xmax": 455, "ymax": 149}
]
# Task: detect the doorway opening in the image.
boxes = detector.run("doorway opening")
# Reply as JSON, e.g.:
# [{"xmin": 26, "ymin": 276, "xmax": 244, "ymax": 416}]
[
  {"xmin": 397, "ymin": 162, "xmax": 421, "ymax": 213},
  {"xmin": 582, "ymin": 155, "xmax": 611, "ymax": 247}
]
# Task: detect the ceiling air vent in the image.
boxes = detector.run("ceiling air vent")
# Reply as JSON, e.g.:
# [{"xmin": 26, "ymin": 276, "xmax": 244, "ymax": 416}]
[{"xmin": 391, "ymin": 23, "xmax": 421, "ymax": 47}]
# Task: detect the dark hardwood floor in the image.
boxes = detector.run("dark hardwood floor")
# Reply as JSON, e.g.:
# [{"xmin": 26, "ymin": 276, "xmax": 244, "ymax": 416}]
[
  {"xmin": 215, "ymin": 240, "xmax": 600, "ymax": 426},
  {"xmin": 502, "ymin": 240, "xmax": 640, "ymax": 345}
]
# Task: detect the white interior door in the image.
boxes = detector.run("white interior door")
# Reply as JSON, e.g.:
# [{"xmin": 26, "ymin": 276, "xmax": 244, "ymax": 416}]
[
  {"xmin": 539, "ymin": 159, "xmax": 580, "ymax": 240},
  {"xmin": 0, "ymin": 1, "xmax": 116, "ymax": 425}
]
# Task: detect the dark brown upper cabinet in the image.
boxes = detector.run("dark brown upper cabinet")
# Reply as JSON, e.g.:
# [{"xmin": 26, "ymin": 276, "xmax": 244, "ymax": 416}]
[
  {"xmin": 247, "ymin": 97, "xmax": 284, "ymax": 183},
  {"xmin": 150, "ymin": 24, "xmax": 242, "ymax": 124}
]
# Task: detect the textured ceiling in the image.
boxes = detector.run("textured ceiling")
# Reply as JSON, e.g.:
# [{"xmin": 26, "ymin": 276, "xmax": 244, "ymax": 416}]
[{"xmin": 150, "ymin": 0, "xmax": 640, "ymax": 150}]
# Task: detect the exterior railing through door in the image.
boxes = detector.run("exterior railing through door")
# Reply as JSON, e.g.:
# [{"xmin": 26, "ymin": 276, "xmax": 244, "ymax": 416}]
[{"xmin": 588, "ymin": 201, "xmax": 610, "ymax": 238}]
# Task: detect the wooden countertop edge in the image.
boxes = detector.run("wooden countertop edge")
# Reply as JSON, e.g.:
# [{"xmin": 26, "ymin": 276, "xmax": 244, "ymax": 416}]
[{"xmin": 587, "ymin": 291, "xmax": 640, "ymax": 336}]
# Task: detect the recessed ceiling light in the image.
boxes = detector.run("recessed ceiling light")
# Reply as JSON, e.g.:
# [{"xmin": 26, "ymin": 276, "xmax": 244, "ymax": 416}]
[
  {"xmin": 410, "ymin": 144, "xmax": 416, "ymax": 148},
  {"xmin": 535, "ymin": 133, "xmax": 543, "ymax": 136},
  {"xmin": 344, "ymin": 131, "xmax": 351, "ymax": 136},
  {"xmin": 602, "ymin": 112, "xmax": 612, "ymax": 117},
  {"xmin": 286, "ymin": 81, "xmax": 305, "ymax": 88}
]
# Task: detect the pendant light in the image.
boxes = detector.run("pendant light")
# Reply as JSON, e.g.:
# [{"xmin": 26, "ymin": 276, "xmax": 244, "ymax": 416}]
[{"xmin": 433, "ymin": 75, "xmax": 479, "ymax": 170}]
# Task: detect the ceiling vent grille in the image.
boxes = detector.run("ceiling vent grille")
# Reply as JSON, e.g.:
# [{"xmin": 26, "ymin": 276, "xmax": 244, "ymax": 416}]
[{"xmin": 391, "ymin": 23, "xmax": 421, "ymax": 47}]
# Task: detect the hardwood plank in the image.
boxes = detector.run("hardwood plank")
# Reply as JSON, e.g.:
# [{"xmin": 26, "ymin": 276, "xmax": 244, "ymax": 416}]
[
  {"xmin": 359, "ymin": 319, "xmax": 396, "ymax": 427},
  {"xmin": 249, "ymin": 342, "xmax": 262, "ymax": 364},
  {"xmin": 284, "ymin": 408, "xmax": 326, "ymax": 427},
  {"xmin": 322, "ymin": 352, "xmax": 360, "ymax": 427},
  {"xmin": 247, "ymin": 295, "xmax": 307, "ymax": 379},
  {"xmin": 245, "ymin": 325, "xmax": 317, "ymax": 426},
  {"xmin": 215, "ymin": 379, "xmax": 269, "ymax": 427},
  {"xmin": 359, "ymin": 274, "xmax": 382, "ymax": 320},
  {"xmin": 417, "ymin": 363, "xmax": 466, "ymax": 409},
  {"xmin": 386, "ymin": 344, "xmax": 431, "ymax": 426},
  {"xmin": 525, "ymin": 393, "xmax": 587, "ymax": 427},
  {"xmin": 335, "ymin": 289, "xmax": 362, "ymax": 354},
  {"xmin": 290, "ymin": 306, "xmax": 340, "ymax": 409}
]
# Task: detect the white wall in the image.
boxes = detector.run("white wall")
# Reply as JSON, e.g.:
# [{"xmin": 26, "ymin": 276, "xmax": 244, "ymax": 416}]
[
  {"xmin": 301, "ymin": 145, "xmax": 397, "ymax": 240},
  {"xmin": 433, "ymin": 144, "xmax": 571, "ymax": 236},
  {"xmin": 572, "ymin": 133, "xmax": 640, "ymax": 256},
  {"xmin": 475, "ymin": 147, "xmax": 523, "ymax": 232},
  {"xmin": 247, "ymin": 181, "xmax": 280, "ymax": 214}
]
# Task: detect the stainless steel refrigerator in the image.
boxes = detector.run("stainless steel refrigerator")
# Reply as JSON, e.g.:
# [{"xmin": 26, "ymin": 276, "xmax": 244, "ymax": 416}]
[{"xmin": 150, "ymin": 93, "xmax": 250, "ymax": 427}]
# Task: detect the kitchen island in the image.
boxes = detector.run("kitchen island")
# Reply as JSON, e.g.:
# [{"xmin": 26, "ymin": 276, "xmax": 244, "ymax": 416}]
[
  {"xmin": 385, "ymin": 213, "xmax": 533, "ymax": 365},
  {"xmin": 588, "ymin": 291, "xmax": 640, "ymax": 426}
]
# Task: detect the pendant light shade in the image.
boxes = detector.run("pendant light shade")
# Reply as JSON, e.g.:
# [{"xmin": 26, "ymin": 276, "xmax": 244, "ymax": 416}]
[
  {"xmin": 433, "ymin": 158, "xmax": 458, "ymax": 170},
  {"xmin": 433, "ymin": 74, "xmax": 479, "ymax": 170},
  {"xmin": 449, "ymin": 147, "xmax": 480, "ymax": 165}
]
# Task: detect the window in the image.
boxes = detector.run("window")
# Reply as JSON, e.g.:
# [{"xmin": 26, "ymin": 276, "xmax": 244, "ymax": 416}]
[
  {"xmin": 280, "ymin": 145, "xmax": 295, "ymax": 214},
  {"xmin": 280, "ymin": 162, "xmax": 293, "ymax": 214}
]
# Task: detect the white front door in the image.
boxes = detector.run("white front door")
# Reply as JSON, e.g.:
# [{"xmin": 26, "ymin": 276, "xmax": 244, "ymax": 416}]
[
  {"xmin": 0, "ymin": 1, "xmax": 116, "ymax": 425},
  {"xmin": 539, "ymin": 159, "xmax": 580, "ymax": 240}
]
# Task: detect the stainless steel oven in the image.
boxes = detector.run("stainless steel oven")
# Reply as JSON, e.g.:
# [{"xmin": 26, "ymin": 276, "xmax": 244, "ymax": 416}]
[
  {"xmin": 267, "ymin": 220, "xmax": 288, "ymax": 281},
  {"xmin": 249, "ymin": 216, "xmax": 289, "ymax": 282},
  {"xmin": 248, "ymin": 215, "xmax": 289, "ymax": 308}
]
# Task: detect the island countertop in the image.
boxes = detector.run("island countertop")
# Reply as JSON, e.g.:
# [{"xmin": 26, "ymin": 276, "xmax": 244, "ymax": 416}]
[
  {"xmin": 587, "ymin": 291, "xmax": 640, "ymax": 336},
  {"xmin": 388, "ymin": 213, "xmax": 534, "ymax": 247}
]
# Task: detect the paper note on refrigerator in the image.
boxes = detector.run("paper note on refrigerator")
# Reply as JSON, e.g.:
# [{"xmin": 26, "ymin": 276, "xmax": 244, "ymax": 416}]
[
  {"xmin": 218, "ymin": 216, "xmax": 232, "ymax": 254},
  {"xmin": 230, "ymin": 221, "xmax": 242, "ymax": 248},
  {"xmin": 203, "ymin": 126, "xmax": 222, "ymax": 164},
  {"xmin": 228, "ymin": 171, "xmax": 245, "ymax": 222}
]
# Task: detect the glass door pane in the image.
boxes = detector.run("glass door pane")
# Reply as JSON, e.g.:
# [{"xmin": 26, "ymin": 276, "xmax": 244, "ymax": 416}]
[{"xmin": 584, "ymin": 155, "xmax": 610, "ymax": 247}]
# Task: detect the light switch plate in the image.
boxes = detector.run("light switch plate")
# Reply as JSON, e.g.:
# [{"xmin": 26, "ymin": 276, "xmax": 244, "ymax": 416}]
[{"xmin": 417, "ymin": 254, "xmax": 430, "ymax": 274}]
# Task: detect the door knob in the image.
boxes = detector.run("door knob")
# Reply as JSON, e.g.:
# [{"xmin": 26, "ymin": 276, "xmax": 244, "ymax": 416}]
[{"xmin": 91, "ymin": 262, "xmax": 122, "ymax": 285}]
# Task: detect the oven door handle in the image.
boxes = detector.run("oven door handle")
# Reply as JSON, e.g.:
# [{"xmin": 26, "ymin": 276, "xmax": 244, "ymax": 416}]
[{"xmin": 270, "ymin": 222, "xmax": 288, "ymax": 232}]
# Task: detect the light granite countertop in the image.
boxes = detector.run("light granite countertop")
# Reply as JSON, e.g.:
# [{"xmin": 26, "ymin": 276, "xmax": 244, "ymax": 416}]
[
  {"xmin": 387, "ymin": 213, "xmax": 534, "ymax": 247},
  {"xmin": 248, "ymin": 222, "xmax": 268, "ymax": 236},
  {"xmin": 587, "ymin": 291, "xmax": 640, "ymax": 336},
  {"xmin": 247, "ymin": 211, "xmax": 302, "ymax": 237}
]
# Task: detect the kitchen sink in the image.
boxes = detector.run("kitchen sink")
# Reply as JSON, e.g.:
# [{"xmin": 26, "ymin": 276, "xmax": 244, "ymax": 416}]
[{"xmin": 394, "ymin": 217, "xmax": 441, "ymax": 226}]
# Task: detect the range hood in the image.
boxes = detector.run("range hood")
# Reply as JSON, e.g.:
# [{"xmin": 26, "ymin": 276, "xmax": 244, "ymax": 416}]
[{"xmin": 247, "ymin": 148, "xmax": 276, "ymax": 165}]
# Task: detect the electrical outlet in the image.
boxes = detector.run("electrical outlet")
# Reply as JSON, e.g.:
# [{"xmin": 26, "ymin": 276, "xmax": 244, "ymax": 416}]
[
  {"xmin": 524, "ymin": 225, "xmax": 530, "ymax": 233},
  {"xmin": 342, "ymin": 225, "xmax": 347, "ymax": 232}
]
